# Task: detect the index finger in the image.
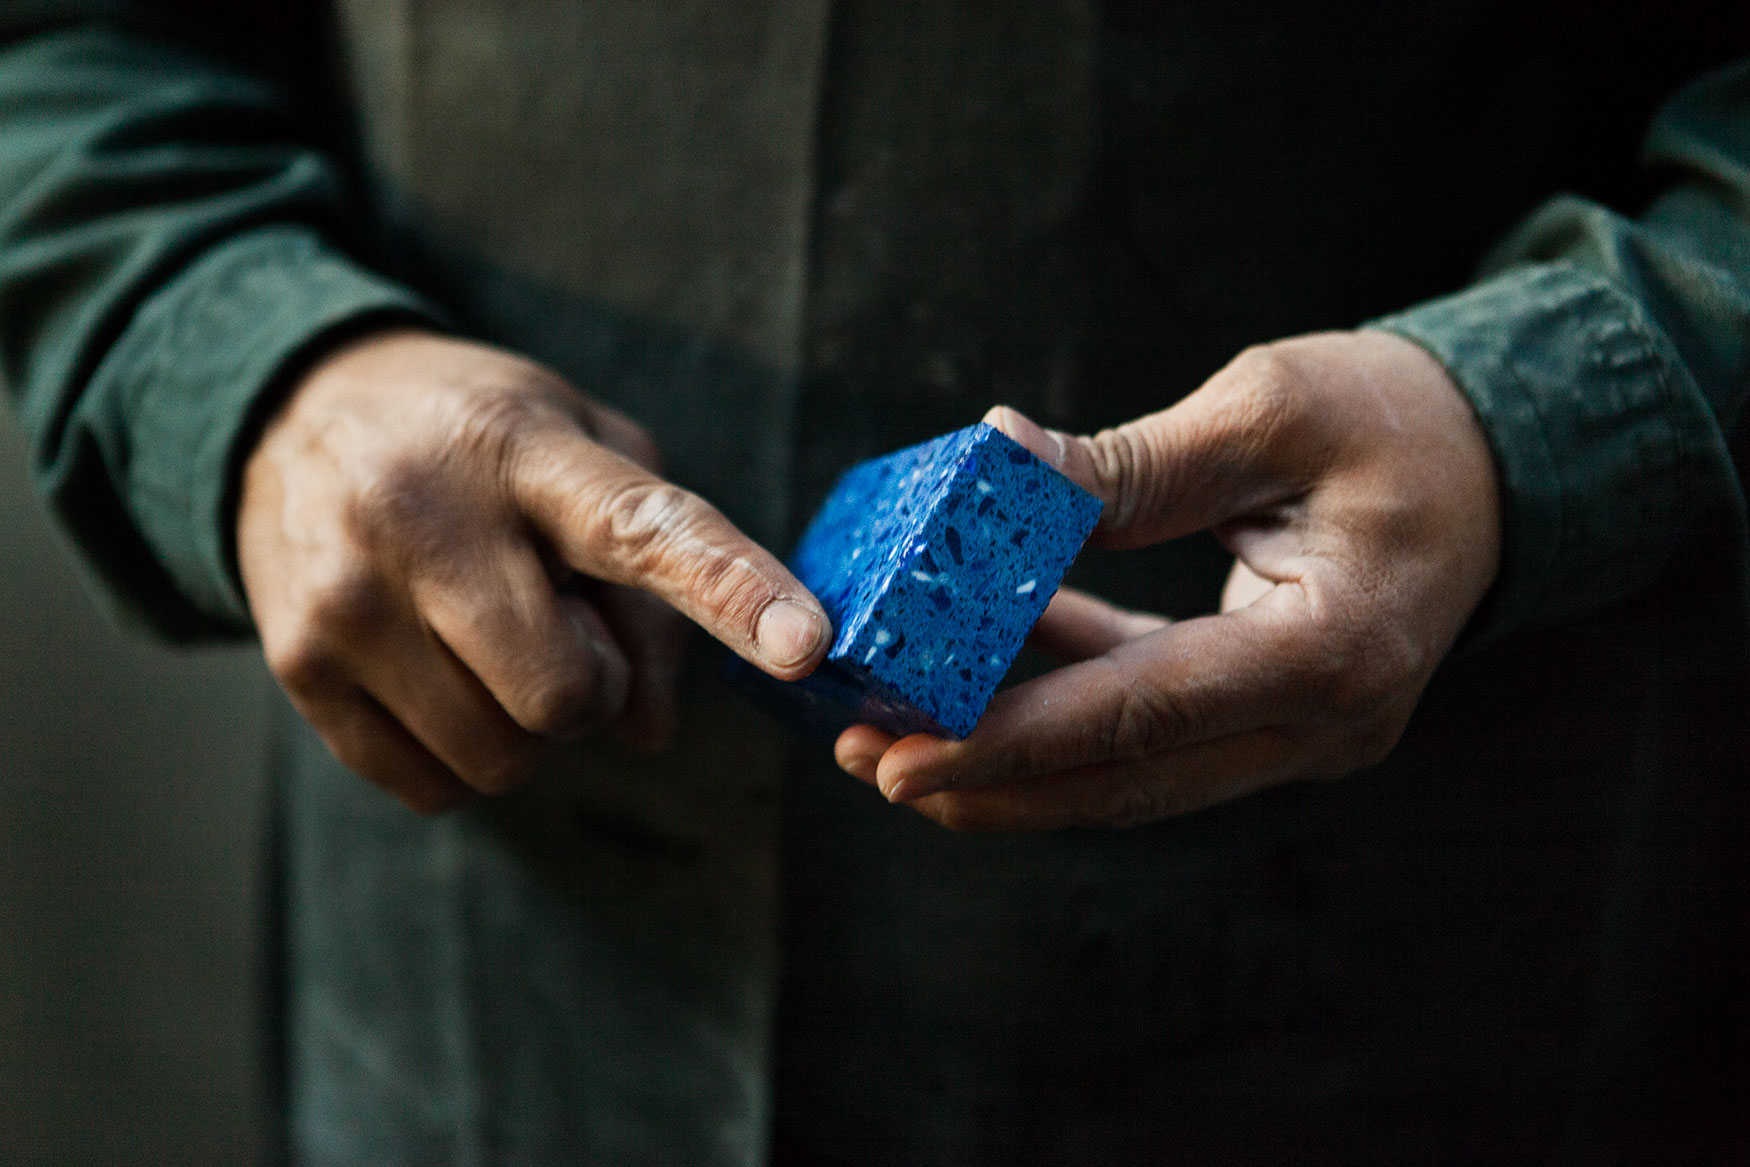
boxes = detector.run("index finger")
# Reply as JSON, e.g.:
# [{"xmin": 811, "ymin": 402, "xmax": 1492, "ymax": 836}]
[{"xmin": 510, "ymin": 427, "xmax": 830, "ymax": 679}]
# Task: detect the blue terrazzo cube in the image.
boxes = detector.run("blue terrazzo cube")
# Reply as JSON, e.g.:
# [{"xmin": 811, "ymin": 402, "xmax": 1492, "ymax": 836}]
[{"xmin": 750, "ymin": 422, "xmax": 1102, "ymax": 740}]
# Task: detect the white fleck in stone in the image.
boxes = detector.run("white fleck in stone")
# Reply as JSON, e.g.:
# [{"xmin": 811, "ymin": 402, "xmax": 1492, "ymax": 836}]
[
  {"xmin": 1015, "ymin": 579, "xmax": 1037, "ymax": 594},
  {"xmin": 864, "ymin": 646, "xmax": 878, "ymax": 664},
  {"xmin": 911, "ymin": 570, "xmax": 933, "ymax": 583},
  {"xmin": 990, "ymin": 656, "xmax": 1002, "ymax": 666},
  {"xmin": 976, "ymin": 479, "xmax": 993, "ymax": 493},
  {"xmin": 851, "ymin": 547, "xmax": 861, "ymax": 559},
  {"xmin": 874, "ymin": 629, "xmax": 893, "ymax": 646}
]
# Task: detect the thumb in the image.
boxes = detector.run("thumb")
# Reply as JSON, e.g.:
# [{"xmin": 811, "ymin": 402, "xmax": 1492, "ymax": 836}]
[{"xmin": 983, "ymin": 395, "xmax": 1293, "ymax": 550}]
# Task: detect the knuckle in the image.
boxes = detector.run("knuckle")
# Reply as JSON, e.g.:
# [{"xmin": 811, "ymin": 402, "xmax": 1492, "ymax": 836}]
[
  {"xmin": 1086, "ymin": 424, "xmax": 1157, "ymax": 529},
  {"xmin": 300, "ymin": 561, "xmax": 386, "ymax": 641},
  {"xmin": 349, "ymin": 388, "xmax": 557, "ymax": 550},
  {"xmin": 308, "ymin": 700, "xmax": 472, "ymax": 814},
  {"xmin": 318, "ymin": 730, "xmax": 375, "ymax": 785},
  {"xmin": 347, "ymin": 455, "xmax": 443, "ymax": 551},
  {"xmin": 265, "ymin": 631, "xmax": 342, "ymax": 696},
  {"xmin": 1317, "ymin": 611, "xmax": 1427, "ymax": 722},
  {"xmin": 310, "ymin": 706, "xmax": 386, "ymax": 783},
  {"xmin": 265, "ymin": 564, "xmax": 381, "ymax": 692},
  {"xmin": 1223, "ymin": 344, "xmax": 1313, "ymax": 456},
  {"xmin": 590, "ymin": 479, "xmax": 768, "ymax": 626},
  {"xmin": 924, "ymin": 765, "xmax": 962, "ymax": 795},
  {"xmin": 1227, "ymin": 342, "xmax": 1295, "ymax": 389},
  {"xmin": 512, "ymin": 670, "xmax": 600, "ymax": 737},
  {"xmin": 451, "ymin": 386, "xmax": 530, "ymax": 456},
  {"xmin": 451, "ymin": 381, "xmax": 576, "ymax": 484},
  {"xmin": 1001, "ymin": 724, "xmax": 1086, "ymax": 785},
  {"xmin": 1227, "ymin": 342, "xmax": 1316, "ymax": 407},
  {"xmin": 1102, "ymin": 676, "xmax": 1196, "ymax": 760},
  {"xmin": 596, "ymin": 480, "xmax": 697, "ymax": 564},
  {"xmin": 459, "ymin": 739, "xmax": 542, "ymax": 796},
  {"xmin": 1302, "ymin": 603, "xmax": 1424, "ymax": 773},
  {"xmin": 681, "ymin": 545, "xmax": 770, "ymax": 630}
]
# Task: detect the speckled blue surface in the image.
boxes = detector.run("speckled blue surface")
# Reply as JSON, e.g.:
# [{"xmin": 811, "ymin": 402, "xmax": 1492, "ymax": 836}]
[{"xmin": 755, "ymin": 422, "xmax": 1102, "ymax": 740}]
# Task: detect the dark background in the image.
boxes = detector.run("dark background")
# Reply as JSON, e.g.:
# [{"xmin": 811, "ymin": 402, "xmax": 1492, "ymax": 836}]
[{"xmin": 0, "ymin": 407, "xmax": 267, "ymax": 1165}]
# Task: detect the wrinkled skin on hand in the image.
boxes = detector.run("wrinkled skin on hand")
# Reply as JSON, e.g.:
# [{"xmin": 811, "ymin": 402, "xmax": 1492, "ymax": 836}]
[
  {"xmin": 835, "ymin": 330, "xmax": 1502, "ymax": 831},
  {"xmin": 237, "ymin": 329, "xmax": 829, "ymax": 813}
]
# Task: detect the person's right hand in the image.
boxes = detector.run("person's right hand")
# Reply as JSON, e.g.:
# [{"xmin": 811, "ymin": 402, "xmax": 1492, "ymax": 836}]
[{"xmin": 236, "ymin": 329, "xmax": 829, "ymax": 813}]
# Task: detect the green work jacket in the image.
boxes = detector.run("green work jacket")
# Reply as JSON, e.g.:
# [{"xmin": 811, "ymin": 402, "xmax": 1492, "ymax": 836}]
[{"xmin": 2, "ymin": 1, "xmax": 1747, "ymax": 1162}]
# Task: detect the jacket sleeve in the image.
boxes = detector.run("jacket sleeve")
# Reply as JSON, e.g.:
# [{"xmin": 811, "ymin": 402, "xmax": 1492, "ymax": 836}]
[
  {"xmin": 0, "ymin": 18, "xmax": 441, "ymax": 640},
  {"xmin": 1370, "ymin": 59, "xmax": 1750, "ymax": 645}
]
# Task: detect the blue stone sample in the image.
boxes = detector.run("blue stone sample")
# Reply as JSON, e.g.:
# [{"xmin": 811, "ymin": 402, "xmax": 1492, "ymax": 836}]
[{"xmin": 750, "ymin": 421, "xmax": 1102, "ymax": 740}]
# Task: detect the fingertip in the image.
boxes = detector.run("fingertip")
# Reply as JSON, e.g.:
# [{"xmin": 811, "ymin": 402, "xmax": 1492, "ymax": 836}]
[
  {"xmin": 835, "ymin": 724, "xmax": 895, "ymax": 786},
  {"xmin": 874, "ymin": 733, "xmax": 954, "ymax": 802},
  {"xmin": 838, "ymin": 752, "xmax": 877, "ymax": 786},
  {"xmin": 754, "ymin": 597, "xmax": 831, "ymax": 678},
  {"xmin": 981, "ymin": 403, "xmax": 1022, "ymax": 433},
  {"xmin": 983, "ymin": 405, "xmax": 1067, "ymax": 470}
]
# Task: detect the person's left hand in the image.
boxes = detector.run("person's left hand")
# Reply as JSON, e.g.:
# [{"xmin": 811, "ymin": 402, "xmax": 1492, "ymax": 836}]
[{"xmin": 832, "ymin": 330, "xmax": 1501, "ymax": 831}]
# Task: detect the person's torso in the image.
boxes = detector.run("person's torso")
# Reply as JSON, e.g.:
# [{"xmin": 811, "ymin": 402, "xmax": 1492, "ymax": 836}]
[{"xmin": 278, "ymin": 2, "xmax": 1750, "ymax": 1161}]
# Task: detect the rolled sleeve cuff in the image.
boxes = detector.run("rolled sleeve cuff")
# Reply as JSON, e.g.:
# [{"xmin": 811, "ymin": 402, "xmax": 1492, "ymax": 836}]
[
  {"xmin": 98, "ymin": 224, "xmax": 443, "ymax": 633},
  {"xmin": 1368, "ymin": 261, "xmax": 1729, "ymax": 647}
]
